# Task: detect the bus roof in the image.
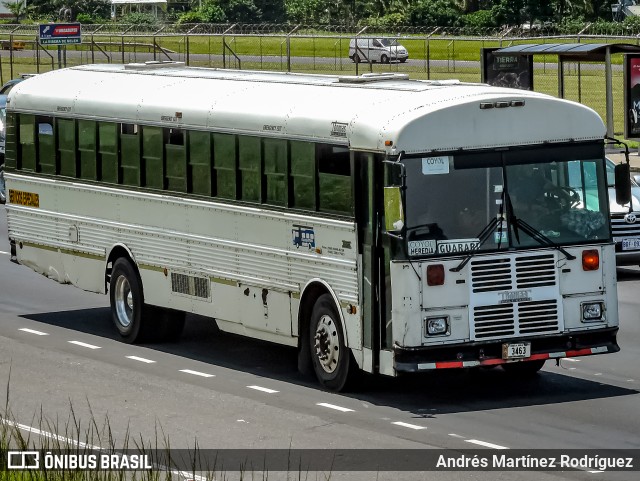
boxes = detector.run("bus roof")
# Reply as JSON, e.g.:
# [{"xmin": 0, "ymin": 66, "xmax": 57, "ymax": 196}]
[{"xmin": 7, "ymin": 62, "xmax": 605, "ymax": 154}]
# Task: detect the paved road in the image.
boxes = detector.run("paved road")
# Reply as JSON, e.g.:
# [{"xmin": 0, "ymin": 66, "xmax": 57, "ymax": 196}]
[{"xmin": 0, "ymin": 207, "xmax": 639, "ymax": 480}]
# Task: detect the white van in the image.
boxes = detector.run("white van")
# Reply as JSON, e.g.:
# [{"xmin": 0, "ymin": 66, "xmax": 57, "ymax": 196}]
[{"xmin": 349, "ymin": 37, "xmax": 408, "ymax": 64}]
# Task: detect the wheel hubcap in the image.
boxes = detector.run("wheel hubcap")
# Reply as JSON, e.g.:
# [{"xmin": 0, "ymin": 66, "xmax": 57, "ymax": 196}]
[
  {"xmin": 114, "ymin": 275, "xmax": 133, "ymax": 328},
  {"xmin": 314, "ymin": 315, "xmax": 340, "ymax": 374}
]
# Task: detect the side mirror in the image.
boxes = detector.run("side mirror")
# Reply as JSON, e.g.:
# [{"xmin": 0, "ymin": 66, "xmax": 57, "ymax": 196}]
[
  {"xmin": 615, "ymin": 162, "xmax": 632, "ymax": 205},
  {"xmin": 633, "ymin": 174, "xmax": 640, "ymax": 186},
  {"xmin": 384, "ymin": 186, "xmax": 405, "ymax": 234}
]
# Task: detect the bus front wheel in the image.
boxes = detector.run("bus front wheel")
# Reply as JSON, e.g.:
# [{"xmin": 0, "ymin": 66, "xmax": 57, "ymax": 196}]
[
  {"xmin": 110, "ymin": 258, "xmax": 150, "ymax": 343},
  {"xmin": 309, "ymin": 294, "xmax": 353, "ymax": 391}
]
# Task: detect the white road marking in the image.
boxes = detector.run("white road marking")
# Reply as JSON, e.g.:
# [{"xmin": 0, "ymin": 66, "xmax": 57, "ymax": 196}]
[
  {"xmin": 247, "ymin": 385, "xmax": 279, "ymax": 394},
  {"xmin": 448, "ymin": 433, "xmax": 465, "ymax": 438},
  {"xmin": 179, "ymin": 369, "xmax": 215, "ymax": 378},
  {"xmin": 68, "ymin": 340, "xmax": 101, "ymax": 349},
  {"xmin": 392, "ymin": 422, "xmax": 426, "ymax": 430},
  {"xmin": 465, "ymin": 439, "xmax": 509, "ymax": 450},
  {"xmin": 0, "ymin": 251, "xmax": 10, "ymax": 256},
  {"xmin": 316, "ymin": 402, "xmax": 354, "ymax": 412},
  {"xmin": 19, "ymin": 328, "xmax": 48, "ymax": 336},
  {"xmin": 6, "ymin": 420, "xmax": 101, "ymax": 450},
  {"xmin": 562, "ymin": 358, "xmax": 580, "ymax": 362},
  {"xmin": 588, "ymin": 471, "xmax": 605, "ymax": 474},
  {"xmin": 594, "ymin": 373, "xmax": 602, "ymax": 376},
  {"xmin": 126, "ymin": 356, "xmax": 156, "ymax": 364}
]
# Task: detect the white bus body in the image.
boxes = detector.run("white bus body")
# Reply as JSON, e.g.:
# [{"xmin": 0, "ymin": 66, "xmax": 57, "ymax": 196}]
[{"xmin": 4, "ymin": 64, "xmax": 620, "ymax": 390}]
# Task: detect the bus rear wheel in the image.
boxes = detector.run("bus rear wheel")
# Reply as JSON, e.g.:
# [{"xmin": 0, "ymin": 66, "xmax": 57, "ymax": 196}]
[
  {"xmin": 501, "ymin": 359, "xmax": 545, "ymax": 376},
  {"xmin": 309, "ymin": 294, "xmax": 353, "ymax": 391},
  {"xmin": 110, "ymin": 258, "xmax": 151, "ymax": 343}
]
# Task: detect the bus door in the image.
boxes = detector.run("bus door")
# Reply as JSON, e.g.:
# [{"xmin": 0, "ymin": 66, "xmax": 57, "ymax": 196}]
[{"xmin": 354, "ymin": 152, "xmax": 385, "ymax": 374}]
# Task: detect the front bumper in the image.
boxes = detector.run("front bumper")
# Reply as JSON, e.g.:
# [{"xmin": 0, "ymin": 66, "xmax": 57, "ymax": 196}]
[{"xmin": 394, "ymin": 327, "xmax": 619, "ymax": 372}]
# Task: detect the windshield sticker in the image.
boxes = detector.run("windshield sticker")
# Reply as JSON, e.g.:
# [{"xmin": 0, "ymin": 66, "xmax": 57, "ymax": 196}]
[
  {"xmin": 494, "ymin": 185, "xmax": 503, "ymax": 193},
  {"xmin": 494, "ymin": 231, "xmax": 508, "ymax": 243},
  {"xmin": 421, "ymin": 156, "xmax": 450, "ymax": 175},
  {"xmin": 437, "ymin": 239, "xmax": 480, "ymax": 254},
  {"xmin": 408, "ymin": 240, "xmax": 437, "ymax": 256}
]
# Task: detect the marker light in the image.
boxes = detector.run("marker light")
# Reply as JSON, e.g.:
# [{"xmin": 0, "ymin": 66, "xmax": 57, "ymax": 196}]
[
  {"xmin": 582, "ymin": 249, "xmax": 599, "ymax": 271},
  {"xmin": 426, "ymin": 264, "xmax": 445, "ymax": 286}
]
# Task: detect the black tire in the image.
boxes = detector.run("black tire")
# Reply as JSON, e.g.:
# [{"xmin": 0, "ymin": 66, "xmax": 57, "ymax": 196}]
[
  {"xmin": 399, "ymin": 58, "xmax": 407, "ymax": 63},
  {"xmin": 380, "ymin": 54, "xmax": 389, "ymax": 64},
  {"xmin": 309, "ymin": 294, "xmax": 354, "ymax": 391},
  {"xmin": 353, "ymin": 54, "xmax": 360, "ymax": 63},
  {"xmin": 501, "ymin": 359, "xmax": 546, "ymax": 376},
  {"xmin": 109, "ymin": 258, "xmax": 151, "ymax": 343}
]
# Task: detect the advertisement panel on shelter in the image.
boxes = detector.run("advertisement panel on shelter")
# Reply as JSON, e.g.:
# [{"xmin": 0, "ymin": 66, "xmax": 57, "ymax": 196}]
[
  {"xmin": 624, "ymin": 54, "xmax": 640, "ymax": 139},
  {"xmin": 481, "ymin": 48, "xmax": 533, "ymax": 90}
]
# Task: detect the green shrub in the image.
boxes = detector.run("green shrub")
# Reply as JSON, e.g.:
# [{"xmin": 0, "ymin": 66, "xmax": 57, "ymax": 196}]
[{"xmin": 121, "ymin": 12, "xmax": 159, "ymax": 26}]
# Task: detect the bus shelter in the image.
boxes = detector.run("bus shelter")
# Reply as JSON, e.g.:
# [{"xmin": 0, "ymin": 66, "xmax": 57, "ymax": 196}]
[{"xmin": 492, "ymin": 43, "xmax": 640, "ymax": 137}]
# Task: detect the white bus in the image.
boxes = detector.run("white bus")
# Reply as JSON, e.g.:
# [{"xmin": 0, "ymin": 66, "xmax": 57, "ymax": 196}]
[{"xmin": 3, "ymin": 63, "xmax": 629, "ymax": 391}]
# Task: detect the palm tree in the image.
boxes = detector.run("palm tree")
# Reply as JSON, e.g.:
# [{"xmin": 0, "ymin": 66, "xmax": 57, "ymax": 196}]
[{"xmin": 2, "ymin": 0, "xmax": 28, "ymax": 23}]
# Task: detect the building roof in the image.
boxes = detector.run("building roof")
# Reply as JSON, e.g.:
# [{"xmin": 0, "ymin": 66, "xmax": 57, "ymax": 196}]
[
  {"xmin": 493, "ymin": 43, "xmax": 640, "ymax": 61},
  {"xmin": 111, "ymin": 0, "xmax": 167, "ymax": 5}
]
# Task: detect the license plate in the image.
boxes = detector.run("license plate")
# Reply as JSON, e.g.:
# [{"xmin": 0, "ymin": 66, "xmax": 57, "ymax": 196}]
[
  {"xmin": 622, "ymin": 238, "xmax": 640, "ymax": 251},
  {"xmin": 502, "ymin": 342, "xmax": 531, "ymax": 360}
]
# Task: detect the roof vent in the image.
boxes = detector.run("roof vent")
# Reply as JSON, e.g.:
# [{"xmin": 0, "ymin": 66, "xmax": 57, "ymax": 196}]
[
  {"xmin": 338, "ymin": 73, "xmax": 409, "ymax": 83},
  {"xmin": 124, "ymin": 61, "xmax": 186, "ymax": 70}
]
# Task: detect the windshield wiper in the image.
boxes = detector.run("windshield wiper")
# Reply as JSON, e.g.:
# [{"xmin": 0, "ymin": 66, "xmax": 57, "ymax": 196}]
[
  {"xmin": 450, "ymin": 188, "xmax": 507, "ymax": 273},
  {"xmin": 505, "ymin": 191, "xmax": 576, "ymax": 260},
  {"xmin": 449, "ymin": 217, "xmax": 501, "ymax": 272}
]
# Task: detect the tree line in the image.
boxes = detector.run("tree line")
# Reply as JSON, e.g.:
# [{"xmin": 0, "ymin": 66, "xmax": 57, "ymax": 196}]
[{"xmin": 3, "ymin": 1, "xmax": 638, "ymax": 32}]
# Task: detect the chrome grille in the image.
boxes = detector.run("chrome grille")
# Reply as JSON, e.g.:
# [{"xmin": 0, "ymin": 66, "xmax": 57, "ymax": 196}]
[
  {"xmin": 473, "ymin": 303, "xmax": 515, "ymax": 338},
  {"xmin": 611, "ymin": 213, "xmax": 640, "ymax": 238},
  {"xmin": 518, "ymin": 300, "xmax": 559, "ymax": 334},
  {"xmin": 516, "ymin": 254, "xmax": 556, "ymax": 288},
  {"xmin": 471, "ymin": 257, "xmax": 512, "ymax": 293},
  {"xmin": 473, "ymin": 299, "xmax": 559, "ymax": 339}
]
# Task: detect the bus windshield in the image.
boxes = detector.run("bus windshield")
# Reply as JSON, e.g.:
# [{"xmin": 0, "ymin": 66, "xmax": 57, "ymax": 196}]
[{"xmin": 401, "ymin": 150, "xmax": 610, "ymax": 259}]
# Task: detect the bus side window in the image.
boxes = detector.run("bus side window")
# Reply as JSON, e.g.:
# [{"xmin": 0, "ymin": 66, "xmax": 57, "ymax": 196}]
[
  {"xmin": 165, "ymin": 128, "xmax": 187, "ymax": 193},
  {"xmin": 263, "ymin": 138, "xmax": 288, "ymax": 206},
  {"xmin": 238, "ymin": 135, "xmax": 262, "ymax": 202},
  {"xmin": 36, "ymin": 116, "xmax": 55, "ymax": 174},
  {"xmin": 98, "ymin": 122, "xmax": 119, "ymax": 183},
  {"xmin": 318, "ymin": 144, "xmax": 353, "ymax": 215},
  {"xmin": 120, "ymin": 123, "xmax": 141, "ymax": 186},
  {"xmin": 142, "ymin": 126, "xmax": 164, "ymax": 189},
  {"xmin": 188, "ymin": 130, "xmax": 213, "ymax": 196},
  {"xmin": 57, "ymin": 118, "xmax": 77, "ymax": 177},
  {"xmin": 78, "ymin": 120, "xmax": 98, "ymax": 180},
  {"xmin": 213, "ymin": 133, "xmax": 237, "ymax": 199},
  {"xmin": 17, "ymin": 114, "xmax": 36, "ymax": 171},
  {"xmin": 290, "ymin": 141, "xmax": 316, "ymax": 210}
]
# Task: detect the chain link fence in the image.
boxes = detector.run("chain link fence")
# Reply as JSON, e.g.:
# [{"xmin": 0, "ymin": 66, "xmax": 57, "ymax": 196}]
[{"xmin": 0, "ymin": 23, "xmax": 636, "ymax": 135}]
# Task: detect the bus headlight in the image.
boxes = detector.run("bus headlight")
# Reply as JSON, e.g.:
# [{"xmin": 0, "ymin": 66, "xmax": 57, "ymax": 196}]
[
  {"xmin": 582, "ymin": 302, "xmax": 604, "ymax": 322},
  {"xmin": 425, "ymin": 316, "xmax": 449, "ymax": 336}
]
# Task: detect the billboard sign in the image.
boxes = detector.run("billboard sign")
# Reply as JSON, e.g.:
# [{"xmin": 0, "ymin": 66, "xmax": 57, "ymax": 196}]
[
  {"xmin": 38, "ymin": 23, "xmax": 82, "ymax": 45},
  {"xmin": 624, "ymin": 54, "xmax": 640, "ymax": 139},
  {"xmin": 481, "ymin": 48, "xmax": 533, "ymax": 90}
]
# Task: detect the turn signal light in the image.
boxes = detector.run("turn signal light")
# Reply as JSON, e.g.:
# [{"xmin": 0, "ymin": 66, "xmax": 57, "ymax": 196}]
[
  {"xmin": 582, "ymin": 249, "xmax": 599, "ymax": 271},
  {"xmin": 426, "ymin": 264, "xmax": 445, "ymax": 286}
]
